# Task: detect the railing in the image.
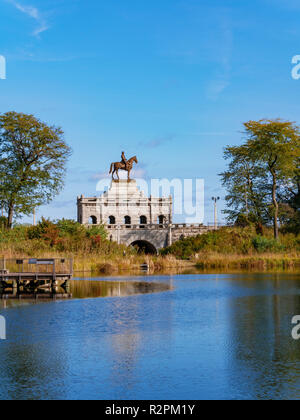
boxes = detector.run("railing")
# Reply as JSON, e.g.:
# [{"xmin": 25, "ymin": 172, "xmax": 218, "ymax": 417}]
[
  {"xmin": 106, "ymin": 224, "xmax": 171, "ymax": 230},
  {"xmin": 85, "ymin": 223, "xmax": 227, "ymax": 230},
  {"xmin": 0, "ymin": 258, "xmax": 73, "ymax": 275}
]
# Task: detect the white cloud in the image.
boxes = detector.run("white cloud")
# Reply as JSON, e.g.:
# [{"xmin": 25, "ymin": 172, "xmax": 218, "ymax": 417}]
[
  {"xmin": 7, "ymin": 0, "xmax": 49, "ymax": 37},
  {"xmin": 141, "ymin": 134, "xmax": 175, "ymax": 149},
  {"xmin": 206, "ymin": 15, "xmax": 233, "ymax": 100},
  {"xmin": 206, "ymin": 79, "xmax": 230, "ymax": 99}
]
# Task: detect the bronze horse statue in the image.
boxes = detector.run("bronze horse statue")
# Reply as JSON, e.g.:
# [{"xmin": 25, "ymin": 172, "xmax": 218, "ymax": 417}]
[{"xmin": 109, "ymin": 156, "xmax": 138, "ymax": 181}]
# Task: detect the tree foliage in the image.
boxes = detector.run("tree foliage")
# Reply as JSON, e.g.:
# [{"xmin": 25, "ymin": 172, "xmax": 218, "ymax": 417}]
[
  {"xmin": 221, "ymin": 119, "xmax": 300, "ymax": 238},
  {"xmin": 221, "ymin": 144, "xmax": 268, "ymax": 223},
  {"xmin": 0, "ymin": 112, "xmax": 72, "ymax": 227}
]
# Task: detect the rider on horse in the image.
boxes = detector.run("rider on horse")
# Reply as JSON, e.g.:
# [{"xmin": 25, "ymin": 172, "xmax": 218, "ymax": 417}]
[
  {"xmin": 121, "ymin": 152, "xmax": 129, "ymax": 171},
  {"xmin": 110, "ymin": 153, "xmax": 138, "ymax": 181}
]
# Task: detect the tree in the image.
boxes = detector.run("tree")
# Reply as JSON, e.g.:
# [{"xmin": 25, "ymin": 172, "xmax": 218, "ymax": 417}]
[
  {"xmin": 221, "ymin": 144, "xmax": 268, "ymax": 224},
  {"xmin": 0, "ymin": 112, "xmax": 72, "ymax": 228},
  {"xmin": 245, "ymin": 120, "xmax": 300, "ymax": 239},
  {"xmin": 281, "ymin": 175, "xmax": 300, "ymax": 234},
  {"xmin": 221, "ymin": 119, "xmax": 300, "ymax": 239}
]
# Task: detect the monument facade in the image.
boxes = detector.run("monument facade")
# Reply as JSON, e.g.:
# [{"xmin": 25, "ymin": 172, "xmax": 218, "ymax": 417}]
[
  {"xmin": 77, "ymin": 152, "xmax": 213, "ymax": 253},
  {"xmin": 77, "ymin": 179, "xmax": 173, "ymax": 227}
]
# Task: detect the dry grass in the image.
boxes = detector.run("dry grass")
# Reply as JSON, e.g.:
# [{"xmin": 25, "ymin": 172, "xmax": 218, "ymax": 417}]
[
  {"xmin": 194, "ymin": 252, "xmax": 300, "ymax": 270},
  {"xmin": 1, "ymin": 223, "xmax": 300, "ymax": 275},
  {"xmin": 0, "ymin": 245, "xmax": 186, "ymax": 275}
]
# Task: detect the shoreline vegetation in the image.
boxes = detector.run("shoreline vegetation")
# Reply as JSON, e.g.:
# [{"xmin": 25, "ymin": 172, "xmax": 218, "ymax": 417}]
[
  {"xmin": 161, "ymin": 226, "xmax": 300, "ymax": 271},
  {"xmin": 0, "ymin": 219, "xmax": 299, "ymax": 275},
  {"xmin": 0, "ymin": 115, "xmax": 299, "ymax": 276}
]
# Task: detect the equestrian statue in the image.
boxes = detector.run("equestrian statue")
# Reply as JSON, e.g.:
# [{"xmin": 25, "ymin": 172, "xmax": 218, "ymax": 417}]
[{"xmin": 109, "ymin": 152, "xmax": 138, "ymax": 181}]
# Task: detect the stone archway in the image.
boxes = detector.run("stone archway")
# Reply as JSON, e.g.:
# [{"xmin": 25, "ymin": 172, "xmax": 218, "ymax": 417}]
[
  {"xmin": 140, "ymin": 215, "xmax": 147, "ymax": 225},
  {"xmin": 130, "ymin": 240, "xmax": 157, "ymax": 255},
  {"xmin": 89, "ymin": 216, "xmax": 98, "ymax": 225},
  {"xmin": 124, "ymin": 216, "xmax": 131, "ymax": 227},
  {"xmin": 108, "ymin": 215, "xmax": 116, "ymax": 225}
]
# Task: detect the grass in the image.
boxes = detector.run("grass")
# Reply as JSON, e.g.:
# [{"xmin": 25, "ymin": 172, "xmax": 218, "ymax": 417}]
[
  {"xmin": 0, "ymin": 249, "xmax": 186, "ymax": 275},
  {"xmin": 161, "ymin": 226, "xmax": 300, "ymax": 270},
  {"xmin": 0, "ymin": 220, "xmax": 299, "ymax": 274},
  {"xmin": 194, "ymin": 252, "xmax": 300, "ymax": 270},
  {"xmin": 0, "ymin": 219, "xmax": 187, "ymax": 275}
]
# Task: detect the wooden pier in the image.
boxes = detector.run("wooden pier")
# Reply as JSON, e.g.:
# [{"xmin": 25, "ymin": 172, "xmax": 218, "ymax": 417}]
[{"xmin": 0, "ymin": 258, "xmax": 73, "ymax": 300}]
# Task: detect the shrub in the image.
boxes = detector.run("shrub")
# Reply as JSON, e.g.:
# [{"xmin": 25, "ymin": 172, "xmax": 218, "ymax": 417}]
[
  {"xmin": 252, "ymin": 236, "xmax": 285, "ymax": 253},
  {"xmin": 85, "ymin": 225, "xmax": 107, "ymax": 240},
  {"xmin": 27, "ymin": 218, "xmax": 56, "ymax": 239},
  {"xmin": 56, "ymin": 219, "xmax": 86, "ymax": 238},
  {"xmin": 161, "ymin": 227, "xmax": 293, "ymax": 259},
  {"xmin": 0, "ymin": 216, "xmax": 7, "ymax": 230}
]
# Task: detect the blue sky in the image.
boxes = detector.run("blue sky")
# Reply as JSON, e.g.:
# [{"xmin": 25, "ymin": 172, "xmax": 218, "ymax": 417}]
[{"xmin": 0, "ymin": 0, "xmax": 300, "ymax": 224}]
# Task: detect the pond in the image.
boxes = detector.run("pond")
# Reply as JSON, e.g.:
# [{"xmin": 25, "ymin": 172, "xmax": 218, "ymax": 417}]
[{"xmin": 0, "ymin": 273, "xmax": 300, "ymax": 400}]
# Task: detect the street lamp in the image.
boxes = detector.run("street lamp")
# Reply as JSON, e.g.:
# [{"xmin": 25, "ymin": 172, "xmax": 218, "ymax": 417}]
[{"xmin": 212, "ymin": 197, "xmax": 220, "ymax": 229}]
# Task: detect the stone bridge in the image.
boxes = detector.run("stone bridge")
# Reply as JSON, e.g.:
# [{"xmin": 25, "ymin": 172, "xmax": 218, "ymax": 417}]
[{"xmin": 99, "ymin": 224, "xmax": 220, "ymax": 254}]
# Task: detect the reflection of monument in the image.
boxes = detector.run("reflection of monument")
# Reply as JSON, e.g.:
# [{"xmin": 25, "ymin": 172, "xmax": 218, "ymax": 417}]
[{"xmin": 77, "ymin": 179, "xmax": 173, "ymax": 227}]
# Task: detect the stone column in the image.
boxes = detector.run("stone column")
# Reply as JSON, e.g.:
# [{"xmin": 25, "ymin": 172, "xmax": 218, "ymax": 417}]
[{"xmin": 168, "ymin": 224, "xmax": 173, "ymax": 246}]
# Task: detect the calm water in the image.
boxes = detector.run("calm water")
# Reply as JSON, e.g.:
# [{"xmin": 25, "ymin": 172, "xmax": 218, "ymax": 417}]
[{"xmin": 0, "ymin": 273, "xmax": 300, "ymax": 400}]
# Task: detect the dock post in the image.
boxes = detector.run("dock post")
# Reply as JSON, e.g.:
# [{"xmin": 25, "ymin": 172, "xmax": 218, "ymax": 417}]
[
  {"xmin": 12, "ymin": 279, "xmax": 17, "ymax": 297},
  {"xmin": 52, "ymin": 259, "xmax": 57, "ymax": 295},
  {"xmin": 70, "ymin": 257, "xmax": 73, "ymax": 276},
  {"xmin": 66, "ymin": 280, "xmax": 71, "ymax": 294}
]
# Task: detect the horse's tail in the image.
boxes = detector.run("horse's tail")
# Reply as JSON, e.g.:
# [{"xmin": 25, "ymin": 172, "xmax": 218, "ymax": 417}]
[{"xmin": 109, "ymin": 163, "xmax": 114, "ymax": 174}]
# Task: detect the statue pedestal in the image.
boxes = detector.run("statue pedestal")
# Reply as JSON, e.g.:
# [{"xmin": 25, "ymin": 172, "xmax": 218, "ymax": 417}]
[{"xmin": 109, "ymin": 180, "xmax": 143, "ymax": 200}]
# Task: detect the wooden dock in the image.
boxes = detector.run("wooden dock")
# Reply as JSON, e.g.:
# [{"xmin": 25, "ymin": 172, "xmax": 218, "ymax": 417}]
[{"xmin": 0, "ymin": 258, "xmax": 73, "ymax": 300}]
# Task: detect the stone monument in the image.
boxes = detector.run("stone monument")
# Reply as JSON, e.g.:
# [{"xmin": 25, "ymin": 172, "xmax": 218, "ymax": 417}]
[{"xmin": 77, "ymin": 152, "xmax": 172, "ymax": 226}]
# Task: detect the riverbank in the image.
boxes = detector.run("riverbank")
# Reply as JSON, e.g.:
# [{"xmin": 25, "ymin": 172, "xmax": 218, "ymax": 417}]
[
  {"xmin": 0, "ymin": 221, "xmax": 299, "ymax": 275},
  {"xmin": 162, "ymin": 226, "xmax": 300, "ymax": 272},
  {"xmin": 0, "ymin": 246, "xmax": 188, "ymax": 275},
  {"xmin": 193, "ymin": 253, "xmax": 300, "ymax": 270},
  {"xmin": 1, "ymin": 248, "xmax": 299, "ymax": 275}
]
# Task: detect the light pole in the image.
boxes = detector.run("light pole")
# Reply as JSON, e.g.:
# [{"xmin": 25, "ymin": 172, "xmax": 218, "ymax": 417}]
[{"xmin": 212, "ymin": 197, "xmax": 220, "ymax": 229}]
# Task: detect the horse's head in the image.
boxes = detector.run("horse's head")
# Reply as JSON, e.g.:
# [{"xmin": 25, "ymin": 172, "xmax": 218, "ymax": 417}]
[{"xmin": 130, "ymin": 156, "xmax": 138, "ymax": 164}]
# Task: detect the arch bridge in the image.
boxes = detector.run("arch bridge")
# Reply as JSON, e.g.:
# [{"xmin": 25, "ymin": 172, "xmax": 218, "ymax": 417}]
[{"xmin": 87, "ymin": 223, "xmax": 220, "ymax": 254}]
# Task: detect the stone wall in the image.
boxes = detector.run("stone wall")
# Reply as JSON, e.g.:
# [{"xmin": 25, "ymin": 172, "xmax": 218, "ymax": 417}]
[
  {"xmin": 78, "ymin": 179, "xmax": 219, "ymax": 252},
  {"xmin": 77, "ymin": 180, "xmax": 172, "ymax": 226},
  {"xmin": 102, "ymin": 224, "xmax": 218, "ymax": 252}
]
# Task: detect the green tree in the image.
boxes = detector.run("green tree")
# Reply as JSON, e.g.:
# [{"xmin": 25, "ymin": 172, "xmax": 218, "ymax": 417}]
[
  {"xmin": 281, "ymin": 175, "xmax": 300, "ymax": 233},
  {"xmin": 221, "ymin": 144, "xmax": 268, "ymax": 224},
  {"xmin": 245, "ymin": 120, "xmax": 300, "ymax": 239},
  {"xmin": 0, "ymin": 112, "xmax": 72, "ymax": 228},
  {"xmin": 221, "ymin": 119, "xmax": 300, "ymax": 239}
]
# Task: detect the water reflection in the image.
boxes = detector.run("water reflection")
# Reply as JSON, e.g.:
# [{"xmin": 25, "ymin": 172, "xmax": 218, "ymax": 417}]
[
  {"xmin": 71, "ymin": 279, "xmax": 172, "ymax": 299},
  {"xmin": 225, "ymin": 274, "xmax": 300, "ymax": 399},
  {"xmin": 0, "ymin": 273, "xmax": 300, "ymax": 400},
  {"xmin": 107, "ymin": 279, "xmax": 174, "ymax": 399},
  {"xmin": 0, "ymin": 279, "xmax": 172, "ymax": 309}
]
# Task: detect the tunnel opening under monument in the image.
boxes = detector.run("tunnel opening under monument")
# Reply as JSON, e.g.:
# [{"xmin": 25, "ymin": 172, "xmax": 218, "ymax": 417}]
[{"xmin": 130, "ymin": 240, "xmax": 157, "ymax": 255}]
